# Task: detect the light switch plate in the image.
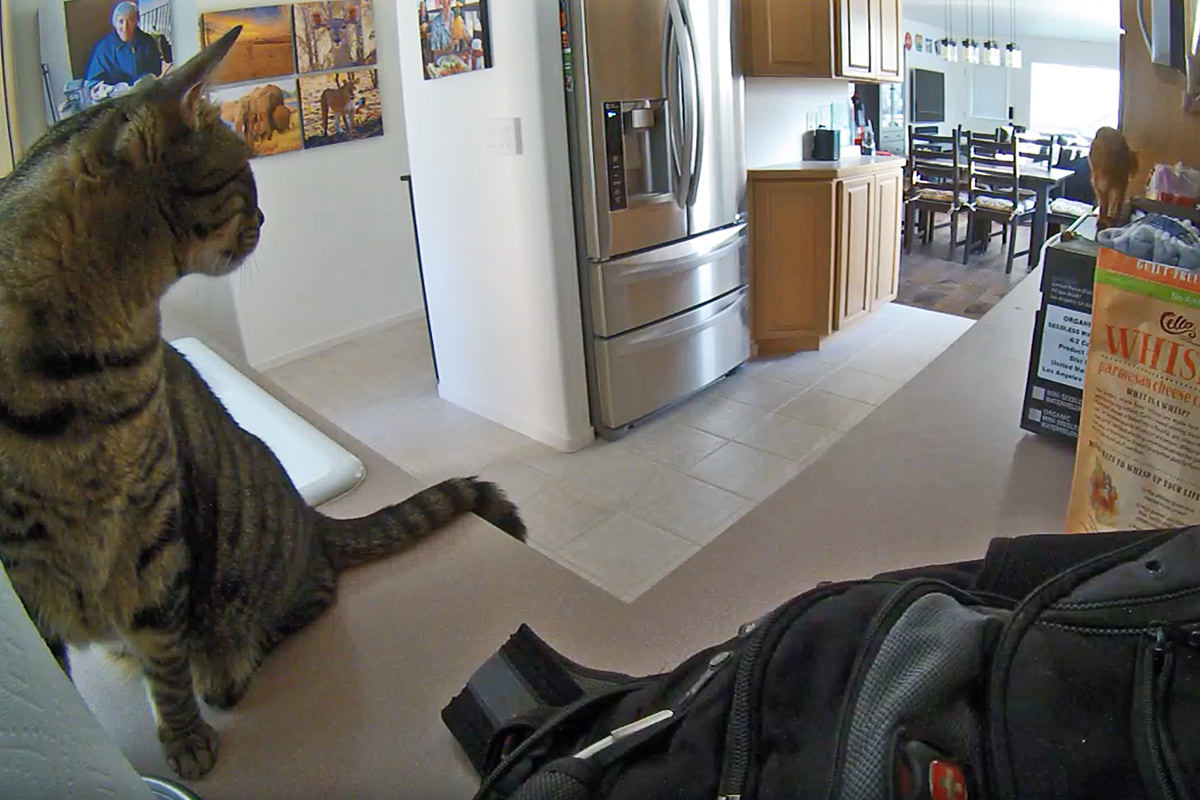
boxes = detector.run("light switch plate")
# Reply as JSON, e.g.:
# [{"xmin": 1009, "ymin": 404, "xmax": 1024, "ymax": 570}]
[{"xmin": 487, "ymin": 117, "xmax": 523, "ymax": 156}]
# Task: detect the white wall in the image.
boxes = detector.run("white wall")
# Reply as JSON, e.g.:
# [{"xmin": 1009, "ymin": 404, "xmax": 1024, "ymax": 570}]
[
  {"xmin": 396, "ymin": 0, "xmax": 592, "ymax": 451},
  {"xmin": 7, "ymin": 0, "xmax": 425, "ymax": 371},
  {"xmin": 1005, "ymin": 36, "xmax": 1118, "ymax": 131},
  {"xmin": 744, "ymin": 77, "xmax": 851, "ymax": 167},
  {"xmin": 901, "ymin": 17, "xmax": 1119, "ymax": 135}
]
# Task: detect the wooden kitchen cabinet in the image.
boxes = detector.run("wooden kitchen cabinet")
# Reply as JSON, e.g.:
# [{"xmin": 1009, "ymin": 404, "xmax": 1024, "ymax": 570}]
[
  {"xmin": 874, "ymin": 0, "xmax": 902, "ymax": 81},
  {"xmin": 837, "ymin": 0, "xmax": 874, "ymax": 79},
  {"xmin": 873, "ymin": 167, "xmax": 903, "ymax": 305},
  {"xmin": 748, "ymin": 158, "xmax": 905, "ymax": 356},
  {"xmin": 836, "ymin": 174, "xmax": 874, "ymax": 327},
  {"xmin": 743, "ymin": 0, "xmax": 833, "ymax": 77},
  {"xmin": 743, "ymin": 0, "xmax": 902, "ymax": 82},
  {"xmin": 749, "ymin": 176, "xmax": 836, "ymax": 351}
]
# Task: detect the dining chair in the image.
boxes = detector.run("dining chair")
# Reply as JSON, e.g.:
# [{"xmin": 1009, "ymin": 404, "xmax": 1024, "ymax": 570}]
[
  {"xmin": 1040, "ymin": 135, "xmax": 1097, "ymax": 233},
  {"xmin": 1017, "ymin": 134, "xmax": 1055, "ymax": 169},
  {"xmin": 960, "ymin": 132, "xmax": 1037, "ymax": 273},
  {"xmin": 904, "ymin": 124, "xmax": 964, "ymax": 258}
]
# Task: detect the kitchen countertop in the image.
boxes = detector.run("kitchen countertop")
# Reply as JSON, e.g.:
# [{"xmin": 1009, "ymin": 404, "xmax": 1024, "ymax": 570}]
[
  {"xmin": 71, "ymin": 269, "xmax": 1077, "ymax": 799},
  {"xmin": 749, "ymin": 154, "xmax": 907, "ymax": 179}
]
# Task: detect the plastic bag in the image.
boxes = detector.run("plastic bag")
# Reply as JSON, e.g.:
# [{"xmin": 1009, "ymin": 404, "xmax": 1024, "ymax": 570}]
[{"xmin": 1146, "ymin": 162, "xmax": 1200, "ymax": 207}]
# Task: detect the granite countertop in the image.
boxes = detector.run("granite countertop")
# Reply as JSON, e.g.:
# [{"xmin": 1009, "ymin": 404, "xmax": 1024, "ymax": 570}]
[{"xmin": 749, "ymin": 155, "xmax": 907, "ymax": 179}]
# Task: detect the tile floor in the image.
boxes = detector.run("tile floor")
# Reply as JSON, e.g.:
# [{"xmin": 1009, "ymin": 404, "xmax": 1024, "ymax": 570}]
[{"xmin": 265, "ymin": 302, "xmax": 973, "ymax": 601}]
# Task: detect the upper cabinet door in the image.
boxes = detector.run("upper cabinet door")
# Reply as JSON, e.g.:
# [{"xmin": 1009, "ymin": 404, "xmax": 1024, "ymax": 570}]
[
  {"xmin": 744, "ymin": 0, "xmax": 833, "ymax": 77},
  {"xmin": 876, "ymin": 0, "xmax": 902, "ymax": 81},
  {"xmin": 743, "ymin": 0, "xmax": 901, "ymax": 81},
  {"xmin": 838, "ymin": 0, "xmax": 874, "ymax": 79}
]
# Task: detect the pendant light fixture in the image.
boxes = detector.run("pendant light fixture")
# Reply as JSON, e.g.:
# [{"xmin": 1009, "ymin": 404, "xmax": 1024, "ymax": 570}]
[
  {"xmin": 983, "ymin": 0, "xmax": 1002, "ymax": 65},
  {"xmin": 1004, "ymin": 0, "xmax": 1023, "ymax": 68},
  {"xmin": 941, "ymin": 0, "xmax": 960, "ymax": 63},
  {"xmin": 963, "ymin": 0, "xmax": 981, "ymax": 64}
]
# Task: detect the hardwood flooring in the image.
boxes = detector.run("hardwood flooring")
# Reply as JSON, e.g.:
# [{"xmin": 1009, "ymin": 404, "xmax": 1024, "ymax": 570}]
[{"xmin": 896, "ymin": 216, "xmax": 1036, "ymax": 319}]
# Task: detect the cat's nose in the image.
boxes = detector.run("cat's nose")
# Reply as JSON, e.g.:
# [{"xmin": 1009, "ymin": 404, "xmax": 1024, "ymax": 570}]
[{"xmin": 256, "ymin": 209, "xmax": 265, "ymax": 227}]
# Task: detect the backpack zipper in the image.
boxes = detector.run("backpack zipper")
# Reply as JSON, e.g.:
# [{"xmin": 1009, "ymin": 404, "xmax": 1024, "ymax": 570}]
[
  {"xmin": 714, "ymin": 580, "xmax": 885, "ymax": 800},
  {"xmin": 1138, "ymin": 624, "xmax": 1200, "ymax": 800},
  {"xmin": 715, "ymin": 606, "xmax": 783, "ymax": 800}
]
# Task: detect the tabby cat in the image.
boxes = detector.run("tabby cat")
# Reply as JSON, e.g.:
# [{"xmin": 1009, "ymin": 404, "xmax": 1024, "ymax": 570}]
[{"xmin": 0, "ymin": 27, "xmax": 524, "ymax": 781}]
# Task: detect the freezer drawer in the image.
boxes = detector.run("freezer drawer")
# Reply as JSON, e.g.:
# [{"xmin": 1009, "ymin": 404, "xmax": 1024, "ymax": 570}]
[
  {"xmin": 594, "ymin": 285, "xmax": 749, "ymax": 429},
  {"xmin": 590, "ymin": 224, "xmax": 746, "ymax": 337}
]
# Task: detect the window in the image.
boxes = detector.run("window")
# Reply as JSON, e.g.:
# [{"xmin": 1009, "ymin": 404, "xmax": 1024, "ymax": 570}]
[{"xmin": 1029, "ymin": 62, "xmax": 1119, "ymax": 137}]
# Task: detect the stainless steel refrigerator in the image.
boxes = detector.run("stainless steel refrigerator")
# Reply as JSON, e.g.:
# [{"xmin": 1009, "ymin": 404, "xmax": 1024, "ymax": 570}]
[{"xmin": 561, "ymin": 0, "xmax": 747, "ymax": 438}]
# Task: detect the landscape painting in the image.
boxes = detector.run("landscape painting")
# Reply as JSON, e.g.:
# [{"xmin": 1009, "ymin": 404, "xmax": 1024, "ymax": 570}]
[
  {"xmin": 293, "ymin": 0, "xmax": 376, "ymax": 73},
  {"xmin": 211, "ymin": 79, "xmax": 302, "ymax": 157},
  {"xmin": 297, "ymin": 68, "xmax": 382, "ymax": 149},
  {"xmin": 200, "ymin": 5, "xmax": 295, "ymax": 85},
  {"xmin": 417, "ymin": 0, "xmax": 491, "ymax": 80}
]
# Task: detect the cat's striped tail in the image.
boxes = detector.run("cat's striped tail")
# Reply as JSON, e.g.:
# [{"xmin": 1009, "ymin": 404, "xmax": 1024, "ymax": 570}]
[{"xmin": 319, "ymin": 477, "xmax": 526, "ymax": 569}]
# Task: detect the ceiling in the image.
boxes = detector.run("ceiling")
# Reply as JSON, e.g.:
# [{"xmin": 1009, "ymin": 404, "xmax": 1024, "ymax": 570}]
[{"xmin": 903, "ymin": 0, "xmax": 1121, "ymax": 44}]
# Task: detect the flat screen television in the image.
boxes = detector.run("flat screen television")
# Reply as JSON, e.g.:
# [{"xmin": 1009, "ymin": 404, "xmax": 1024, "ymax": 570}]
[{"xmin": 912, "ymin": 68, "xmax": 945, "ymax": 123}]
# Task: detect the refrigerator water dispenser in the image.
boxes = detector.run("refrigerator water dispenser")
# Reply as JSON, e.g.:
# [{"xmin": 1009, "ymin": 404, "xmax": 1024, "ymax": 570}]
[{"xmin": 603, "ymin": 99, "xmax": 671, "ymax": 211}]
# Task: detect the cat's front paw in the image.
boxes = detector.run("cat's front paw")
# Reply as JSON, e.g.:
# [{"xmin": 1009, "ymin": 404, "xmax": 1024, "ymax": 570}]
[
  {"xmin": 160, "ymin": 719, "xmax": 219, "ymax": 780},
  {"xmin": 202, "ymin": 677, "xmax": 249, "ymax": 710}
]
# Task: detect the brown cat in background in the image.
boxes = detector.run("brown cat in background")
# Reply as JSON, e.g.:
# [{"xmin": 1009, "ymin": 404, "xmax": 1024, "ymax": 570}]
[
  {"xmin": 1089, "ymin": 126, "xmax": 1139, "ymax": 230},
  {"xmin": 0, "ymin": 28, "xmax": 523, "ymax": 780}
]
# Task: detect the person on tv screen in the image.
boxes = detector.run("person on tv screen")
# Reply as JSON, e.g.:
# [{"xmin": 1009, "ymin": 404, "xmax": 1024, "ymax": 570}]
[{"xmin": 84, "ymin": 1, "xmax": 171, "ymax": 93}]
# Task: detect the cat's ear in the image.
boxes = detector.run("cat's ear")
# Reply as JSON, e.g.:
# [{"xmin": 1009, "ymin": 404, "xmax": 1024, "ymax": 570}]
[{"xmin": 159, "ymin": 25, "xmax": 242, "ymax": 129}]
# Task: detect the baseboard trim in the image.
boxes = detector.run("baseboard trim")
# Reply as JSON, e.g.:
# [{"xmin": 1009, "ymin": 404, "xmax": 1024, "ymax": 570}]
[
  {"xmin": 251, "ymin": 307, "xmax": 427, "ymax": 372},
  {"xmin": 435, "ymin": 383, "xmax": 594, "ymax": 453}
]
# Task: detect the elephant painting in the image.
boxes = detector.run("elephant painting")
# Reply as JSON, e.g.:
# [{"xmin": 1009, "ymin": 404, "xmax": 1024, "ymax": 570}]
[{"xmin": 212, "ymin": 80, "xmax": 302, "ymax": 157}]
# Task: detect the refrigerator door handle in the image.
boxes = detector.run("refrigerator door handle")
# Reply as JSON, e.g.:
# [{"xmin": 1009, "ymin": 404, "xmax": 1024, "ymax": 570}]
[
  {"xmin": 607, "ymin": 227, "xmax": 744, "ymax": 283},
  {"xmin": 678, "ymin": 0, "xmax": 704, "ymax": 209},
  {"xmin": 619, "ymin": 288, "xmax": 746, "ymax": 350},
  {"xmin": 662, "ymin": 16, "xmax": 685, "ymax": 195},
  {"xmin": 663, "ymin": 0, "xmax": 696, "ymax": 209}
]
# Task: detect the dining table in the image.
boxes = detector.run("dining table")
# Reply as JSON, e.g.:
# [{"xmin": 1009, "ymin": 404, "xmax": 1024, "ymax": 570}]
[{"xmin": 914, "ymin": 153, "xmax": 1078, "ymax": 268}]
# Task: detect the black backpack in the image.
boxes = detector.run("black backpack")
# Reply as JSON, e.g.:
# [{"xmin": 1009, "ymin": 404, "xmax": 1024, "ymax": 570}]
[{"xmin": 443, "ymin": 527, "xmax": 1200, "ymax": 800}]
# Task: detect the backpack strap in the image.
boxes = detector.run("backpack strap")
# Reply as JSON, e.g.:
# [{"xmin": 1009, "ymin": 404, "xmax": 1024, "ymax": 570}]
[
  {"xmin": 444, "ymin": 625, "xmax": 637, "ymax": 776},
  {"xmin": 444, "ymin": 625, "xmax": 590, "ymax": 773}
]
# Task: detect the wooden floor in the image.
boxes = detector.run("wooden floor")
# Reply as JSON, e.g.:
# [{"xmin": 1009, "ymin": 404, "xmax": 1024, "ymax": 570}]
[{"xmin": 895, "ymin": 217, "xmax": 1036, "ymax": 320}]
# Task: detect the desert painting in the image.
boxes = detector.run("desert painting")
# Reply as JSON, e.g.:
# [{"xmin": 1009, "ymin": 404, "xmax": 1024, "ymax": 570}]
[
  {"xmin": 297, "ymin": 68, "xmax": 382, "ymax": 148},
  {"xmin": 293, "ymin": 1, "xmax": 376, "ymax": 73},
  {"xmin": 211, "ymin": 79, "xmax": 302, "ymax": 157},
  {"xmin": 200, "ymin": 6, "xmax": 295, "ymax": 85}
]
